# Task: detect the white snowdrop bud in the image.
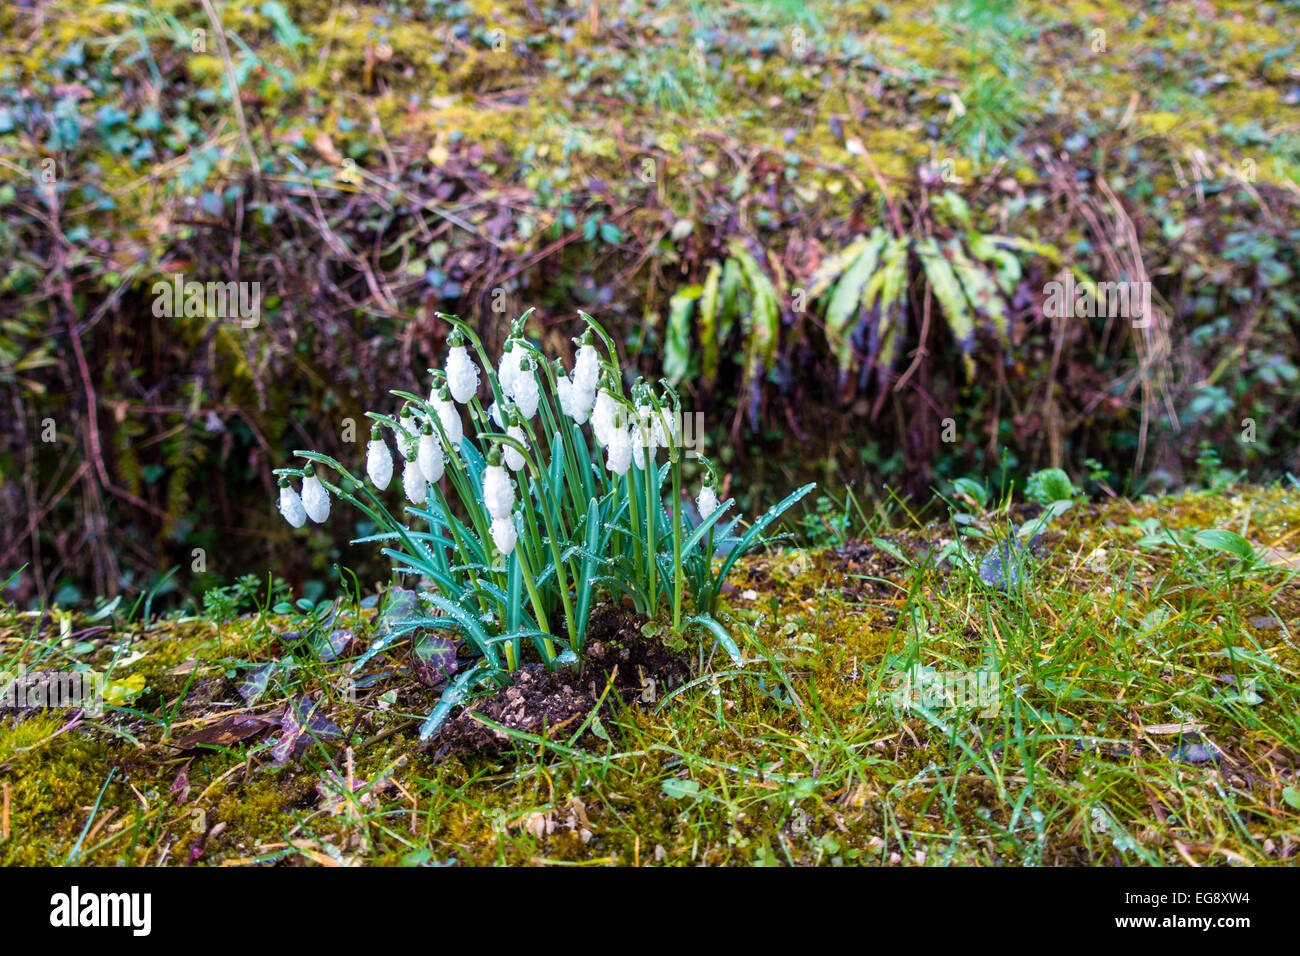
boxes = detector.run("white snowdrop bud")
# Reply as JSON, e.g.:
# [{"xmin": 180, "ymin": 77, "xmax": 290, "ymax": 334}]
[
  {"xmin": 697, "ymin": 485, "xmax": 720, "ymax": 520},
  {"xmin": 482, "ymin": 463, "xmax": 514, "ymax": 520},
  {"xmin": 278, "ymin": 481, "xmax": 307, "ymax": 528},
  {"xmin": 403, "ymin": 455, "xmax": 426, "ymax": 505},
  {"xmin": 591, "ymin": 389, "xmax": 615, "ymax": 446},
  {"xmin": 499, "ymin": 343, "xmax": 523, "ymax": 399},
  {"xmin": 605, "ymin": 425, "xmax": 632, "ymax": 475},
  {"xmin": 632, "ymin": 405, "xmax": 657, "ymax": 469},
  {"xmin": 651, "ymin": 406, "xmax": 673, "ymax": 448},
  {"xmin": 489, "ymin": 400, "xmax": 504, "ymax": 428},
  {"xmin": 417, "ymin": 428, "xmax": 444, "ymax": 483},
  {"xmin": 366, "ymin": 431, "xmax": 393, "ymax": 490},
  {"xmin": 446, "ymin": 343, "xmax": 478, "ymax": 404},
  {"xmin": 435, "ymin": 394, "xmax": 463, "ymax": 451},
  {"xmin": 553, "ymin": 374, "xmax": 590, "ymax": 424},
  {"xmin": 490, "ymin": 515, "xmax": 517, "ymax": 555},
  {"xmin": 573, "ymin": 343, "xmax": 600, "ymax": 394},
  {"xmin": 513, "ymin": 362, "xmax": 540, "ymax": 420},
  {"xmin": 301, "ymin": 472, "xmax": 330, "ymax": 523},
  {"xmin": 504, "ymin": 424, "xmax": 527, "ymax": 471}
]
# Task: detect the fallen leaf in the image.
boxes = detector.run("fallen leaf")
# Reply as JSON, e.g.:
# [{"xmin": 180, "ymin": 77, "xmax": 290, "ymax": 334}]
[{"xmin": 172, "ymin": 714, "xmax": 272, "ymax": 751}]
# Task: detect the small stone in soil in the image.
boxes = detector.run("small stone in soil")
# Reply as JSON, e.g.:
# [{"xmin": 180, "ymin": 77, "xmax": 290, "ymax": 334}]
[{"xmin": 1169, "ymin": 741, "xmax": 1221, "ymax": 764}]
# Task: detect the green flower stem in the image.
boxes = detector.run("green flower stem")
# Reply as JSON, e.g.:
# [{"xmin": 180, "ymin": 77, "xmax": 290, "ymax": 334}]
[
  {"xmin": 513, "ymin": 541, "xmax": 555, "ymax": 663},
  {"xmin": 671, "ymin": 456, "xmax": 683, "ymax": 632},
  {"xmin": 498, "ymin": 433, "xmax": 578, "ymax": 654},
  {"xmin": 641, "ymin": 441, "xmax": 658, "ymax": 613},
  {"xmin": 624, "ymin": 470, "xmax": 645, "ymax": 611}
]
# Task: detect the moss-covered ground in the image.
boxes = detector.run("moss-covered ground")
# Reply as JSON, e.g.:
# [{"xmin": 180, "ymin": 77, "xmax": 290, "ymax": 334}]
[{"xmin": 4, "ymin": 482, "xmax": 1298, "ymax": 866}]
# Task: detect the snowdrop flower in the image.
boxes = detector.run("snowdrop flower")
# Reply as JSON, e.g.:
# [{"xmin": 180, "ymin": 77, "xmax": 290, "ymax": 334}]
[
  {"xmin": 573, "ymin": 343, "xmax": 600, "ymax": 396},
  {"xmin": 403, "ymin": 453, "xmax": 426, "ymax": 505},
  {"xmin": 556, "ymin": 374, "xmax": 590, "ymax": 425},
  {"xmin": 605, "ymin": 425, "xmax": 632, "ymax": 475},
  {"xmin": 650, "ymin": 403, "xmax": 676, "ymax": 449},
  {"xmin": 417, "ymin": 424, "xmax": 444, "ymax": 483},
  {"xmin": 490, "ymin": 515, "xmax": 517, "ymax": 555},
  {"xmin": 513, "ymin": 358, "xmax": 540, "ymax": 420},
  {"xmin": 445, "ymin": 332, "xmax": 478, "ymax": 403},
  {"xmin": 488, "ymin": 400, "xmax": 504, "ymax": 428},
  {"xmin": 433, "ymin": 387, "xmax": 463, "ymax": 451},
  {"xmin": 301, "ymin": 467, "xmax": 330, "ymax": 523},
  {"xmin": 697, "ymin": 484, "xmax": 720, "ymax": 521},
  {"xmin": 631, "ymin": 404, "xmax": 657, "ymax": 469},
  {"xmin": 366, "ymin": 427, "xmax": 393, "ymax": 490},
  {"xmin": 278, "ymin": 477, "xmax": 307, "ymax": 528},
  {"xmin": 498, "ymin": 342, "xmax": 524, "ymax": 399},
  {"xmin": 482, "ymin": 455, "xmax": 514, "ymax": 520},
  {"xmin": 591, "ymin": 388, "xmax": 615, "ymax": 446},
  {"xmin": 504, "ymin": 423, "xmax": 527, "ymax": 472}
]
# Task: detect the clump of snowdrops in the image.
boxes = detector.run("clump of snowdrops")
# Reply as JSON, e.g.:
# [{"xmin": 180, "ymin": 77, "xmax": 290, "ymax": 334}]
[{"xmin": 274, "ymin": 311, "xmax": 812, "ymax": 736}]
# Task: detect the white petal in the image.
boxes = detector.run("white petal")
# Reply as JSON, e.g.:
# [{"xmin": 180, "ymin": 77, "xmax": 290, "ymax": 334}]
[
  {"xmin": 482, "ymin": 464, "xmax": 514, "ymax": 519},
  {"xmin": 490, "ymin": 515, "xmax": 517, "ymax": 554},
  {"xmin": 697, "ymin": 486, "xmax": 719, "ymax": 520},
  {"xmin": 573, "ymin": 343, "xmax": 600, "ymax": 394},
  {"xmin": 436, "ymin": 399, "xmax": 463, "ymax": 450},
  {"xmin": 446, "ymin": 346, "xmax": 479, "ymax": 403},
  {"xmin": 403, "ymin": 458, "xmax": 427, "ymax": 505},
  {"xmin": 606, "ymin": 426, "xmax": 631, "ymax": 475},
  {"xmin": 591, "ymin": 390, "xmax": 615, "ymax": 446},
  {"xmin": 301, "ymin": 475, "xmax": 330, "ymax": 523},
  {"xmin": 504, "ymin": 425, "xmax": 527, "ymax": 471},
  {"xmin": 366, "ymin": 439, "xmax": 393, "ymax": 490},
  {"xmin": 498, "ymin": 345, "xmax": 523, "ymax": 399},
  {"xmin": 514, "ymin": 370, "xmax": 540, "ymax": 420},
  {"xmin": 279, "ymin": 485, "xmax": 307, "ymax": 528},
  {"xmin": 418, "ymin": 433, "xmax": 444, "ymax": 483}
]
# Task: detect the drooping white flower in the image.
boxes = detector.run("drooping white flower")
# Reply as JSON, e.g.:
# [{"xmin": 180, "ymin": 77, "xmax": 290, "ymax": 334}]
[
  {"xmin": 697, "ymin": 485, "xmax": 720, "ymax": 520},
  {"xmin": 504, "ymin": 424, "xmax": 527, "ymax": 472},
  {"xmin": 557, "ymin": 375, "xmax": 594, "ymax": 425},
  {"xmin": 278, "ymin": 482, "xmax": 307, "ymax": 528},
  {"xmin": 513, "ymin": 362, "xmax": 540, "ymax": 420},
  {"xmin": 573, "ymin": 342, "xmax": 600, "ymax": 394},
  {"xmin": 632, "ymin": 405, "xmax": 657, "ymax": 469},
  {"xmin": 445, "ymin": 344, "xmax": 478, "ymax": 404},
  {"xmin": 591, "ymin": 389, "xmax": 615, "ymax": 446},
  {"xmin": 498, "ymin": 343, "xmax": 523, "ymax": 399},
  {"xmin": 574, "ymin": 384, "xmax": 596, "ymax": 421},
  {"xmin": 301, "ymin": 473, "xmax": 330, "ymax": 523},
  {"xmin": 366, "ymin": 433, "xmax": 393, "ymax": 490},
  {"xmin": 489, "ymin": 400, "xmax": 504, "ymax": 428},
  {"xmin": 435, "ymin": 395, "xmax": 463, "ymax": 451},
  {"xmin": 482, "ymin": 463, "xmax": 514, "ymax": 519},
  {"xmin": 490, "ymin": 515, "xmax": 517, "ymax": 555},
  {"xmin": 605, "ymin": 425, "xmax": 632, "ymax": 475},
  {"xmin": 403, "ymin": 455, "xmax": 426, "ymax": 505},
  {"xmin": 650, "ymin": 404, "xmax": 675, "ymax": 449},
  {"xmin": 417, "ymin": 428, "xmax": 444, "ymax": 483}
]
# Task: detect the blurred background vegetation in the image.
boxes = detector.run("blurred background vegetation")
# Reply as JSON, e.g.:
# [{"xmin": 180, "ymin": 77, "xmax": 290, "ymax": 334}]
[{"xmin": 2, "ymin": 0, "xmax": 1298, "ymax": 609}]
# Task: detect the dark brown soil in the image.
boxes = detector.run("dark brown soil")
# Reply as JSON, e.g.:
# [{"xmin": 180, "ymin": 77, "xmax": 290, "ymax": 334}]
[
  {"xmin": 436, "ymin": 604, "xmax": 690, "ymax": 754},
  {"xmin": 818, "ymin": 534, "xmax": 920, "ymax": 599}
]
